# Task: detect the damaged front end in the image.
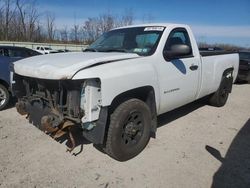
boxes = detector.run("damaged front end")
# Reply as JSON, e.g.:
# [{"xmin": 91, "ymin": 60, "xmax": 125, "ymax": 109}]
[{"xmin": 13, "ymin": 74, "xmax": 107, "ymax": 152}]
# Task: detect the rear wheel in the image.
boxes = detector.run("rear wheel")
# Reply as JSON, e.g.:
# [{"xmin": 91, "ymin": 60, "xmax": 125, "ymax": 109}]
[
  {"xmin": 0, "ymin": 84, "xmax": 10, "ymax": 110},
  {"xmin": 105, "ymin": 99, "xmax": 151, "ymax": 161},
  {"xmin": 209, "ymin": 75, "xmax": 232, "ymax": 107}
]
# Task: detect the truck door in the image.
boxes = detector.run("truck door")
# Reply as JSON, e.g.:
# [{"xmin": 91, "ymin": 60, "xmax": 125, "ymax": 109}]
[{"xmin": 157, "ymin": 28, "xmax": 200, "ymax": 114}]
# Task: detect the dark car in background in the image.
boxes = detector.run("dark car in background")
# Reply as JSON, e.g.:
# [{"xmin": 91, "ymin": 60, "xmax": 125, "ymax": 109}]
[
  {"xmin": 237, "ymin": 51, "xmax": 250, "ymax": 82},
  {"xmin": 0, "ymin": 46, "xmax": 41, "ymax": 110},
  {"xmin": 0, "ymin": 46, "xmax": 41, "ymax": 58},
  {"xmin": 0, "ymin": 56, "xmax": 18, "ymax": 110}
]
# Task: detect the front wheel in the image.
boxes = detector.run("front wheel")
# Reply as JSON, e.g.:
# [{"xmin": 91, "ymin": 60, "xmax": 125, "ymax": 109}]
[{"xmin": 105, "ymin": 99, "xmax": 151, "ymax": 161}]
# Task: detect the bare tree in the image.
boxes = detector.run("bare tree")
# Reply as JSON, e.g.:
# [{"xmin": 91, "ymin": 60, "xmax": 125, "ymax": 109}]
[
  {"xmin": 70, "ymin": 24, "xmax": 80, "ymax": 42},
  {"xmin": 83, "ymin": 17, "xmax": 100, "ymax": 43},
  {"xmin": 2, "ymin": 0, "xmax": 15, "ymax": 40},
  {"xmin": 99, "ymin": 13, "xmax": 115, "ymax": 33},
  {"xmin": 0, "ymin": 2, "xmax": 4, "ymax": 38},
  {"xmin": 46, "ymin": 12, "xmax": 56, "ymax": 41},
  {"xmin": 26, "ymin": 1, "xmax": 39, "ymax": 40},
  {"xmin": 16, "ymin": 0, "xmax": 26, "ymax": 39},
  {"xmin": 120, "ymin": 8, "xmax": 134, "ymax": 26},
  {"xmin": 60, "ymin": 26, "xmax": 68, "ymax": 42},
  {"xmin": 33, "ymin": 22, "xmax": 45, "ymax": 42},
  {"xmin": 0, "ymin": 0, "xmax": 56, "ymax": 42},
  {"xmin": 82, "ymin": 10, "xmax": 135, "ymax": 44},
  {"xmin": 142, "ymin": 13, "xmax": 154, "ymax": 23},
  {"xmin": 0, "ymin": 3, "xmax": 137, "ymax": 44},
  {"xmin": 15, "ymin": 0, "xmax": 39, "ymax": 41}
]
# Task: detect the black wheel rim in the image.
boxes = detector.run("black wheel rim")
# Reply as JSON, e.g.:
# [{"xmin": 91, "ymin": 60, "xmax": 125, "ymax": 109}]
[{"xmin": 121, "ymin": 111, "xmax": 144, "ymax": 146}]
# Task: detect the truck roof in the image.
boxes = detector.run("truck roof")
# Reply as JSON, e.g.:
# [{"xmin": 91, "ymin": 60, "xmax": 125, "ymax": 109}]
[{"xmin": 113, "ymin": 23, "xmax": 190, "ymax": 30}]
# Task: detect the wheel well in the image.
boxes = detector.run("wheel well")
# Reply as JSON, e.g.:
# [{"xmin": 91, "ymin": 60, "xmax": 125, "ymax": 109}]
[
  {"xmin": 0, "ymin": 79, "xmax": 9, "ymax": 91},
  {"xmin": 223, "ymin": 67, "xmax": 234, "ymax": 77},
  {"xmin": 222, "ymin": 67, "xmax": 234, "ymax": 93},
  {"xmin": 110, "ymin": 86, "xmax": 155, "ymax": 111},
  {"xmin": 109, "ymin": 86, "xmax": 157, "ymax": 136}
]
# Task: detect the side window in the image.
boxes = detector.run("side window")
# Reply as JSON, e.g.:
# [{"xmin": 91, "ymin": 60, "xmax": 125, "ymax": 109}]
[
  {"xmin": 20, "ymin": 50, "xmax": 29, "ymax": 57},
  {"xmin": 0, "ymin": 49, "xmax": 8, "ymax": 56},
  {"xmin": 164, "ymin": 28, "xmax": 192, "ymax": 57},
  {"xmin": 27, "ymin": 49, "xmax": 34, "ymax": 56},
  {"xmin": 8, "ymin": 49, "xmax": 20, "ymax": 57},
  {"xmin": 0, "ymin": 49, "xmax": 4, "ymax": 56}
]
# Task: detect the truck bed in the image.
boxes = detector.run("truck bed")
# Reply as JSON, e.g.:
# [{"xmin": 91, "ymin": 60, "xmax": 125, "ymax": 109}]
[
  {"xmin": 200, "ymin": 50, "xmax": 237, "ymax": 57},
  {"xmin": 197, "ymin": 53, "xmax": 239, "ymax": 99}
]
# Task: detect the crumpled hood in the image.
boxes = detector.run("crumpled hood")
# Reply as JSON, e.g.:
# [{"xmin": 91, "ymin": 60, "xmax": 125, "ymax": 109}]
[{"xmin": 14, "ymin": 52, "xmax": 139, "ymax": 79}]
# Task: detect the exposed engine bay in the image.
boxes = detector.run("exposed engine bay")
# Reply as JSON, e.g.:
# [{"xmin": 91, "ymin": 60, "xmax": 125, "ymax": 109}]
[{"xmin": 13, "ymin": 74, "xmax": 103, "ymax": 152}]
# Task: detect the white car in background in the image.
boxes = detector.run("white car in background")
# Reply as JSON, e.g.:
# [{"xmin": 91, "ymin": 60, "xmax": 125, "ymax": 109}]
[{"xmin": 36, "ymin": 46, "xmax": 57, "ymax": 54}]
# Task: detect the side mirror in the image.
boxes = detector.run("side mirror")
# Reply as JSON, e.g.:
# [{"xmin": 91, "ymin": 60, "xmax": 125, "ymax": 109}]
[{"xmin": 163, "ymin": 44, "xmax": 191, "ymax": 60}]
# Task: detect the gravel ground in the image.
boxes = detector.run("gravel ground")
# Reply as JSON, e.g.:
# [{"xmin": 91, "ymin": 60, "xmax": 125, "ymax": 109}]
[{"xmin": 0, "ymin": 83, "xmax": 249, "ymax": 188}]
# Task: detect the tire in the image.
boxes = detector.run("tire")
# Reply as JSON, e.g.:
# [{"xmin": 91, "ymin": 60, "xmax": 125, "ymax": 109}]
[
  {"xmin": 0, "ymin": 84, "xmax": 10, "ymax": 110},
  {"xmin": 209, "ymin": 76, "xmax": 232, "ymax": 107},
  {"xmin": 105, "ymin": 99, "xmax": 151, "ymax": 161}
]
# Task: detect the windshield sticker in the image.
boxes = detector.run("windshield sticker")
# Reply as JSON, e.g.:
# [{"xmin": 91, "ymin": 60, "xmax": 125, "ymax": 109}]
[
  {"xmin": 134, "ymin": 48, "xmax": 143, "ymax": 53},
  {"xmin": 133, "ymin": 48, "xmax": 149, "ymax": 53},
  {"xmin": 144, "ymin": 26, "xmax": 164, "ymax": 31}
]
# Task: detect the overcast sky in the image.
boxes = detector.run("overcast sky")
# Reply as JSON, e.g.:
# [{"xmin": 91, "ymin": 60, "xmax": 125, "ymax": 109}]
[{"xmin": 38, "ymin": 0, "xmax": 250, "ymax": 47}]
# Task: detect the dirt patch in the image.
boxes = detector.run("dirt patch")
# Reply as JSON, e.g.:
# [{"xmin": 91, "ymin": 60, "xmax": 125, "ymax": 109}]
[{"xmin": 0, "ymin": 84, "xmax": 249, "ymax": 188}]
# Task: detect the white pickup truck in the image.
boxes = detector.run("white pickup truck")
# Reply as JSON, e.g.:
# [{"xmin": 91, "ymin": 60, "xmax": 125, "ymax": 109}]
[
  {"xmin": 36, "ymin": 46, "xmax": 57, "ymax": 54},
  {"xmin": 13, "ymin": 23, "xmax": 239, "ymax": 161}
]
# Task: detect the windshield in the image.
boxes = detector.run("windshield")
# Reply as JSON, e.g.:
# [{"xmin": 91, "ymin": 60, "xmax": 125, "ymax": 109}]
[
  {"xmin": 239, "ymin": 52, "xmax": 250, "ymax": 60},
  {"xmin": 87, "ymin": 26, "xmax": 165, "ymax": 56}
]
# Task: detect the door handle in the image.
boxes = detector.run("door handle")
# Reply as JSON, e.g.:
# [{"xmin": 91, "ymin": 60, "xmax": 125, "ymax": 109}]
[{"xmin": 189, "ymin": 65, "xmax": 198, "ymax": 71}]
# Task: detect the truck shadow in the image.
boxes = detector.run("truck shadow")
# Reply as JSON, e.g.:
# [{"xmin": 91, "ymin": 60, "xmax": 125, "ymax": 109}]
[
  {"xmin": 234, "ymin": 80, "xmax": 249, "ymax": 85},
  {"xmin": 157, "ymin": 98, "xmax": 207, "ymax": 128},
  {"xmin": 206, "ymin": 118, "xmax": 250, "ymax": 188}
]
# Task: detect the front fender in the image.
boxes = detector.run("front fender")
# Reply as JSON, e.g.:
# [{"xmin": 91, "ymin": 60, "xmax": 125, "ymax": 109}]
[{"xmin": 72, "ymin": 58, "xmax": 160, "ymax": 111}]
